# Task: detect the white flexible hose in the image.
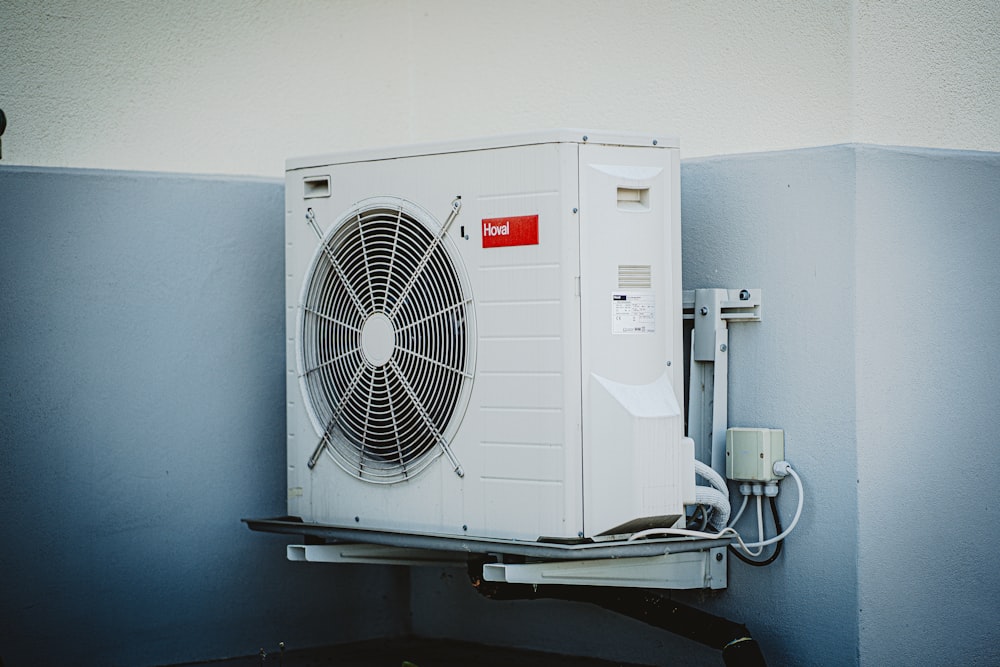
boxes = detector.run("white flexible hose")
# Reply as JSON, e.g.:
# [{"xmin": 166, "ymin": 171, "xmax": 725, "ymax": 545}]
[
  {"xmin": 692, "ymin": 459, "xmax": 731, "ymax": 531},
  {"xmin": 695, "ymin": 485, "xmax": 731, "ymax": 530},
  {"xmin": 693, "ymin": 459, "xmax": 728, "ymax": 494}
]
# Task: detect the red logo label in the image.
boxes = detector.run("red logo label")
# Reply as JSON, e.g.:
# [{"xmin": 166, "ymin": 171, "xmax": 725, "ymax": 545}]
[{"xmin": 481, "ymin": 215, "xmax": 539, "ymax": 248}]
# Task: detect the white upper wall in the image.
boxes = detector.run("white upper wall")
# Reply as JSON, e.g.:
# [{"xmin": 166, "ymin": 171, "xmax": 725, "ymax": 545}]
[{"xmin": 1, "ymin": 0, "xmax": 996, "ymax": 177}]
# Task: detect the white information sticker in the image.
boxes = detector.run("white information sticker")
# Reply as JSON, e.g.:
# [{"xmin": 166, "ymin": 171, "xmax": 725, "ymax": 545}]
[{"xmin": 611, "ymin": 292, "xmax": 656, "ymax": 334}]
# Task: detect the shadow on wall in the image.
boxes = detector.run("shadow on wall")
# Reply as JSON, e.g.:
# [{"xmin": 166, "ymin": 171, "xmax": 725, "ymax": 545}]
[{"xmin": 0, "ymin": 167, "xmax": 410, "ymax": 667}]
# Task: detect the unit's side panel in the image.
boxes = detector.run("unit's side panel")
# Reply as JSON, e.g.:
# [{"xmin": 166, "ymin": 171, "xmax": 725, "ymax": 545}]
[
  {"xmin": 285, "ymin": 170, "xmax": 313, "ymax": 522},
  {"xmin": 669, "ymin": 148, "xmax": 684, "ymax": 403},
  {"xmin": 577, "ymin": 145, "xmax": 686, "ymax": 536}
]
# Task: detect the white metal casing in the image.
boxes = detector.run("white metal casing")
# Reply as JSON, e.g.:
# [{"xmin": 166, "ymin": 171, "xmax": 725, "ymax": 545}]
[{"xmin": 285, "ymin": 131, "xmax": 693, "ymax": 541}]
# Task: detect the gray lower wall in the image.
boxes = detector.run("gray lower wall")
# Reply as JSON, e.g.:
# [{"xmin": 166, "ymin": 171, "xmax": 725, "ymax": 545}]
[
  {"xmin": 2, "ymin": 144, "xmax": 998, "ymax": 666},
  {"xmin": 854, "ymin": 147, "xmax": 1000, "ymax": 665},
  {"xmin": 0, "ymin": 168, "xmax": 409, "ymax": 667}
]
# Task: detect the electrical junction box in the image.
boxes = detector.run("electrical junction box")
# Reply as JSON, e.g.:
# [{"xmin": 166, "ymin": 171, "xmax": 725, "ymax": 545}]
[{"xmin": 726, "ymin": 428, "xmax": 784, "ymax": 482}]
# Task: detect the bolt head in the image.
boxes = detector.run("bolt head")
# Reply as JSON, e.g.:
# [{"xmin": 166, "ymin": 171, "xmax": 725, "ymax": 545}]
[{"xmin": 700, "ymin": 306, "xmax": 708, "ymax": 316}]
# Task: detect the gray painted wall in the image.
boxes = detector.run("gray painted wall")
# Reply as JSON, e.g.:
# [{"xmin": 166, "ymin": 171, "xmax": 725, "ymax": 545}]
[
  {"xmin": 0, "ymin": 168, "xmax": 409, "ymax": 667},
  {"xmin": 2, "ymin": 145, "xmax": 997, "ymax": 666},
  {"xmin": 855, "ymin": 147, "xmax": 1000, "ymax": 665}
]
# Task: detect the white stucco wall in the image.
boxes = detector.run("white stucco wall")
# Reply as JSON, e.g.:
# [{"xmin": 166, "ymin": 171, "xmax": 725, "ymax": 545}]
[
  {"xmin": 853, "ymin": 1, "xmax": 1000, "ymax": 151},
  {"xmin": 3, "ymin": 0, "xmax": 996, "ymax": 177}
]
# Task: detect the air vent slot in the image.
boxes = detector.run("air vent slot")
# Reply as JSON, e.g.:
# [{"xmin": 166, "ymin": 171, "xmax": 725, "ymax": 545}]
[
  {"xmin": 618, "ymin": 264, "xmax": 652, "ymax": 289},
  {"xmin": 617, "ymin": 186, "xmax": 649, "ymax": 211},
  {"xmin": 303, "ymin": 175, "xmax": 331, "ymax": 199}
]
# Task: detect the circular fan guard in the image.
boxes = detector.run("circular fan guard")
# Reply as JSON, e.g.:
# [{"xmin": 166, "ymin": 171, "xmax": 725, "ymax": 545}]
[{"xmin": 298, "ymin": 197, "xmax": 475, "ymax": 483}]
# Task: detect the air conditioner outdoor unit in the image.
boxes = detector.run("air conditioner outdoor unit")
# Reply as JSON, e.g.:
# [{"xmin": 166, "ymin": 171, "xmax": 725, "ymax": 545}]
[{"xmin": 285, "ymin": 131, "xmax": 695, "ymax": 543}]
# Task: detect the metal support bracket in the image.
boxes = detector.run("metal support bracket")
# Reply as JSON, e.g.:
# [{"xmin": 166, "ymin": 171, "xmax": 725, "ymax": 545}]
[
  {"xmin": 482, "ymin": 547, "xmax": 727, "ymax": 590},
  {"xmin": 287, "ymin": 543, "xmax": 469, "ymax": 568},
  {"xmin": 683, "ymin": 288, "xmax": 762, "ymax": 478}
]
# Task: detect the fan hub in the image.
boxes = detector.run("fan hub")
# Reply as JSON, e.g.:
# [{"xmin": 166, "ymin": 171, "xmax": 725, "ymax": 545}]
[{"xmin": 360, "ymin": 312, "xmax": 395, "ymax": 366}]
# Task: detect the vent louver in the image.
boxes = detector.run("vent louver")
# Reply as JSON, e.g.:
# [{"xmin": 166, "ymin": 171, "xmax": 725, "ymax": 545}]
[
  {"xmin": 298, "ymin": 197, "xmax": 475, "ymax": 484},
  {"xmin": 618, "ymin": 264, "xmax": 652, "ymax": 289}
]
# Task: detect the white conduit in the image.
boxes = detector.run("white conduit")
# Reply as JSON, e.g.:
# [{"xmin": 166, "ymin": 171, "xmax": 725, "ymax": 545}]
[
  {"xmin": 693, "ymin": 459, "xmax": 731, "ymax": 530},
  {"xmin": 695, "ymin": 485, "xmax": 731, "ymax": 530}
]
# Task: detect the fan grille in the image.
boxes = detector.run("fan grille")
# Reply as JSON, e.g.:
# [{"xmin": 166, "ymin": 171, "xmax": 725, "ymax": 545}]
[{"xmin": 298, "ymin": 198, "xmax": 474, "ymax": 483}]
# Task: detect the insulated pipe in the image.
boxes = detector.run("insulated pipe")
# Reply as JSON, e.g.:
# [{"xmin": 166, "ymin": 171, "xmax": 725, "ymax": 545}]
[
  {"xmin": 693, "ymin": 459, "xmax": 731, "ymax": 530},
  {"xmin": 694, "ymin": 459, "xmax": 728, "ymax": 494},
  {"xmin": 469, "ymin": 571, "xmax": 767, "ymax": 667},
  {"xmin": 695, "ymin": 485, "xmax": 731, "ymax": 530}
]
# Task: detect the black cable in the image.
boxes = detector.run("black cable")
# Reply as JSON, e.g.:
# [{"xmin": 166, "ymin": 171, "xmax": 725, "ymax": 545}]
[
  {"xmin": 687, "ymin": 503, "xmax": 710, "ymax": 531},
  {"xmin": 729, "ymin": 495, "xmax": 783, "ymax": 567}
]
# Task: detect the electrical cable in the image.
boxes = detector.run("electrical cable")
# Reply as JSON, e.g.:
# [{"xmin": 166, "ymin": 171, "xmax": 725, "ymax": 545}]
[
  {"xmin": 745, "ymin": 496, "xmax": 765, "ymax": 557},
  {"xmin": 631, "ymin": 462, "xmax": 803, "ymax": 558},
  {"xmin": 728, "ymin": 494, "xmax": 749, "ymax": 528},
  {"xmin": 739, "ymin": 466, "xmax": 803, "ymax": 549},
  {"xmin": 730, "ymin": 495, "xmax": 783, "ymax": 567},
  {"xmin": 700, "ymin": 505, "xmax": 709, "ymax": 530}
]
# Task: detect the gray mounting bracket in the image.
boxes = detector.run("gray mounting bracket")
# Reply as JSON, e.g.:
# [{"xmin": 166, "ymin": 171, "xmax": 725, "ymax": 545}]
[{"xmin": 683, "ymin": 288, "xmax": 763, "ymax": 479}]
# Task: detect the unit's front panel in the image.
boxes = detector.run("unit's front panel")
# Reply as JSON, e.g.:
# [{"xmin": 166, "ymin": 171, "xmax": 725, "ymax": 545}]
[{"xmin": 285, "ymin": 142, "xmax": 584, "ymax": 540}]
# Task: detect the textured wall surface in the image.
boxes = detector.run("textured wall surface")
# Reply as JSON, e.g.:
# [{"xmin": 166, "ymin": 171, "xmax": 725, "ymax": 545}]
[
  {"xmin": 854, "ymin": 147, "xmax": 1000, "ymax": 665},
  {"xmin": 854, "ymin": 1, "xmax": 1000, "ymax": 151},
  {"xmin": 3, "ymin": 1, "xmax": 996, "ymax": 177},
  {"xmin": 3, "ymin": 0, "xmax": 850, "ymax": 175},
  {"xmin": 0, "ymin": 167, "xmax": 410, "ymax": 667}
]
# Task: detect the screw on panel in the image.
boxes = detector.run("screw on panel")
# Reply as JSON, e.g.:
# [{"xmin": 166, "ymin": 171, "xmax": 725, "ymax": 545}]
[
  {"xmin": 739, "ymin": 289, "xmax": 751, "ymax": 301},
  {"xmin": 716, "ymin": 552, "xmax": 724, "ymax": 561},
  {"xmin": 582, "ymin": 135, "xmax": 589, "ymax": 142},
  {"xmin": 652, "ymin": 139, "xmax": 658, "ymax": 146},
  {"xmin": 354, "ymin": 516, "xmax": 360, "ymax": 522},
  {"xmin": 720, "ymin": 343, "xmax": 728, "ymax": 352},
  {"xmin": 666, "ymin": 360, "xmax": 672, "ymax": 366},
  {"xmin": 462, "ymin": 524, "xmax": 468, "ymax": 531},
  {"xmin": 700, "ymin": 306, "xmax": 709, "ymax": 316},
  {"xmin": 572, "ymin": 207, "xmax": 578, "ymax": 214}
]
